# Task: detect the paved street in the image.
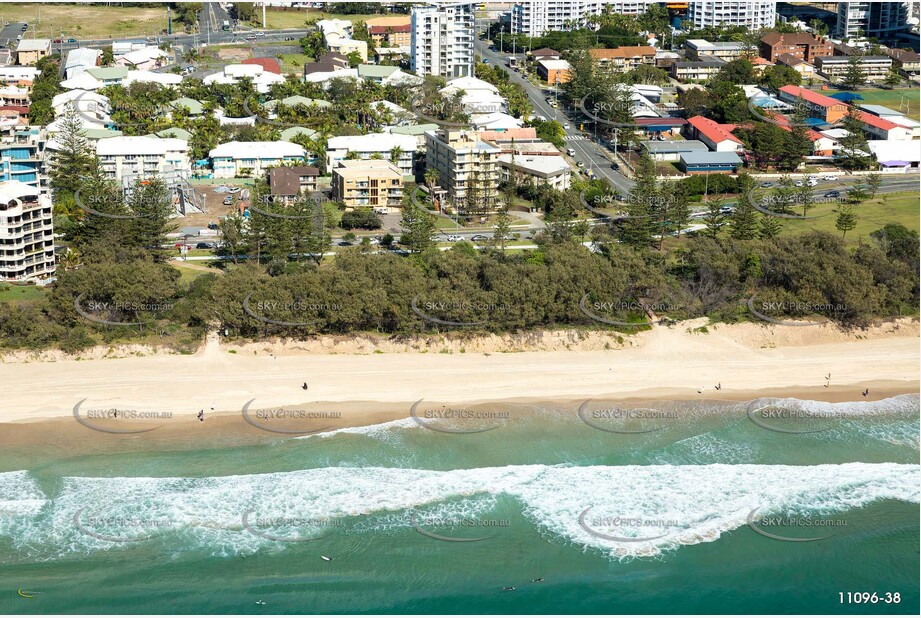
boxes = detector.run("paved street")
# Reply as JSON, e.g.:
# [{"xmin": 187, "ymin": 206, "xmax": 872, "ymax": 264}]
[{"xmin": 474, "ymin": 38, "xmax": 636, "ymax": 195}]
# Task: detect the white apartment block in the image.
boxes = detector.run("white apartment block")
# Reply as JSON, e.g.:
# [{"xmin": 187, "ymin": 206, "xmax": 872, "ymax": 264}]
[
  {"xmin": 96, "ymin": 136, "xmax": 191, "ymax": 184},
  {"xmin": 0, "ymin": 180, "xmax": 55, "ymax": 282},
  {"xmin": 325, "ymin": 133, "xmax": 418, "ymax": 178},
  {"xmin": 411, "ymin": 3, "xmax": 475, "ymax": 79},
  {"xmin": 687, "ymin": 1, "xmax": 777, "ymax": 30},
  {"xmin": 424, "ymin": 129, "xmax": 501, "ymax": 213},
  {"xmin": 835, "ymin": 2, "xmax": 910, "ymax": 40},
  {"xmin": 209, "ymin": 141, "xmax": 306, "ymax": 179},
  {"xmin": 512, "ymin": 1, "xmax": 651, "ymax": 37}
]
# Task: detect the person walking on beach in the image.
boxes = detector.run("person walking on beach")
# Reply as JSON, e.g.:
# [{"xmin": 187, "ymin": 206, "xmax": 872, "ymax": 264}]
[{"xmin": 198, "ymin": 409, "xmax": 205, "ymax": 422}]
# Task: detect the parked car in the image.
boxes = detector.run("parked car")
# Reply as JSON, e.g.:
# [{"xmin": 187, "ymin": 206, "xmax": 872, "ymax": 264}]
[
  {"xmin": 195, "ymin": 242, "xmax": 215, "ymax": 250},
  {"xmin": 207, "ymin": 222, "xmax": 219, "ymax": 230},
  {"xmin": 445, "ymin": 234, "xmax": 462, "ymax": 242},
  {"xmin": 822, "ymin": 175, "xmax": 839, "ymax": 181},
  {"xmin": 794, "ymin": 180, "xmax": 805, "ymax": 187},
  {"xmin": 222, "ymin": 196, "xmax": 234, "ymax": 206},
  {"xmin": 482, "ymin": 58, "xmax": 489, "ymax": 64},
  {"xmin": 807, "ymin": 179, "xmax": 818, "ymax": 186},
  {"xmin": 719, "ymin": 205, "xmax": 735, "ymax": 214},
  {"xmin": 760, "ymin": 181, "xmax": 773, "ymax": 188},
  {"xmin": 21, "ymin": 24, "xmax": 28, "ymax": 31},
  {"xmin": 67, "ymin": 38, "xmax": 77, "ymax": 42},
  {"xmin": 823, "ymin": 190, "xmax": 841, "ymax": 198},
  {"xmin": 227, "ymin": 187, "xmax": 242, "ymax": 194},
  {"xmin": 284, "ymin": 36, "xmax": 295, "ymax": 41},
  {"xmin": 52, "ymin": 38, "xmax": 62, "ymax": 43},
  {"xmin": 563, "ymin": 123, "xmax": 571, "ymax": 130},
  {"xmin": 567, "ymin": 148, "xmax": 576, "ymax": 156},
  {"xmin": 471, "ymin": 234, "xmax": 488, "ymax": 242}
]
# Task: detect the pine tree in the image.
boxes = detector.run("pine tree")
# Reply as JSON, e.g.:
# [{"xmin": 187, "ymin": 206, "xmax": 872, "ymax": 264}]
[
  {"xmin": 703, "ymin": 200, "xmax": 726, "ymax": 239},
  {"xmin": 491, "ymin": 207, "xmax": 512, "ymax": 253},
  {"xmin": 400, "ymin": 203, "xmax": 436, "ymax": 254},
  {"xmin": 795, "ymin": 182, "xmax": 815, "ymax": 218},
  {"xmin": 759, "ymin": 212, "xmax": 783, "ymax": 239},
  {"xmin": 127, "ymin": 177, "xmax": 176, "ymax": 262},
  {"xmin": 619, "ymin": 154, "xmax": 657, "ymax": 247},
  {"xmin": 842, "ymin": 56, "xmax": 866, "ymax": 90},
  {"xmin": 836, "ymin": 204, "xmax": 858, "ymax": 238},
  {"xmin": 49, "ymin": 103, "xmax": 95, "ymax": 213},
  {"xmin": 866, "ymin": 171, "xmax": 882, "ymax": 198}
]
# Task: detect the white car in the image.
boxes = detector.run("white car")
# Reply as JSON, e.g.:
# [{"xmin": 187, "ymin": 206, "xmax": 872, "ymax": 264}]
[
  {"xmin": 563, "ymin": 123, "xmax": 571, "ymax": 130},
  {"xmin": 794, "ymin": 180, "xmax": 805, "ymax": 187},
  {"xmin": 823, "ymin": 175, "xmax": 839, "ymax": 181},
  {"xmin": 227, "ymin": 187, "xmax": 242, "ymax": 194},
  {"xmin": 446, "ymin": 234, "xmax": 462, "ymax": 242},
  {"xmin": 807, "ymin": 179, "xmax": 818, "ymax": 186}
]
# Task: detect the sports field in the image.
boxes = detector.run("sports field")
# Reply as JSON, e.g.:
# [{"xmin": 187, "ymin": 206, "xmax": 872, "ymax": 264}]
[{"xmin": 822, "ymin": 86, "xmax": 920, "ymax": 120}]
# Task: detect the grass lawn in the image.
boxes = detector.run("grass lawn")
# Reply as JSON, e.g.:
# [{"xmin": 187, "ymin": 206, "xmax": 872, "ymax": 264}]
[
  {"xmin": 260, "ymin": 9, "xmax": 388, "ymax": 29},
  {"xmin": 0, "ymin": 284, "xmax": 46, "ymax": 303},
  {"xmin": 0, "ymin": 3, "xmax": 170, "ymax": 39},
  {"xmin": 279, "ymin": 53, "xmax": 314, "ymax": 74},
  {"xmin": 777, "ymin": 190, "xmax": 919, "ymax": 244},
  {"xmin": 171, "ymin": 263, "xmax": 221, "ymax": 285},
  {"xmin": 821, "ymin": 86, "xmax": 920, "ymax": 120}
]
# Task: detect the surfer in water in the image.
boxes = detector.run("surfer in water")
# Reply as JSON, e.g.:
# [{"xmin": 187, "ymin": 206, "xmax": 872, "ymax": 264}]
[{"xmin": 502, "ymin": 586, "xmax": 516, "ymax": 591}]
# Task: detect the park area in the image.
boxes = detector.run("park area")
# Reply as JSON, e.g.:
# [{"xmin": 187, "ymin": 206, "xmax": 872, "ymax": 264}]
[
  {"xmin": 0, "ymin": 3, "xmax": 169, "ymax": 39},
  {"xmin": 259, "ymin": 8, "xmax": 386, "ymax": 30},
  {"xmin": 822, "ymin": 86, "xmax": 920, "ymax": 120}
]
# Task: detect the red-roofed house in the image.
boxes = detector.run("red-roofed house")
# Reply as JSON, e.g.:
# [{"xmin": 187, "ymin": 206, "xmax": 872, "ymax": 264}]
[
  {"xmin": 242, "ymin": 58, "xmax": 281, "ymax": 75},
  {"xmin": 857, "ymin": 111, "xmax": 913, "ymax": 140},
  {"xmin": 685, "ymin": 116, "xmax": 744, "ymax": 152},
  {"xmin": 777, "ymin": 85, "xmax": 848, "ymax": 123}
]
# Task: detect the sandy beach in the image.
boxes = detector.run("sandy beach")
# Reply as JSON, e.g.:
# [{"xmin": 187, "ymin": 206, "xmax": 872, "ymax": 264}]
[{"xmin": 1, "ymin": 318, "xmax": 917, "ymax": 435}]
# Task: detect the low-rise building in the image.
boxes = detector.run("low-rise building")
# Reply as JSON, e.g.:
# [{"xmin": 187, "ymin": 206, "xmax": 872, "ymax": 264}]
[
  {"xmin": 778, "ymin": 85, "xmax": 849, "ymax": 124},
  {"xmin": 0, "ymin": 179, "xmax": 55, "ymax": 281},
  {"xmin": 64, "ymin": 47, "xmax": 103, "ymax": 79},
  {"xmin": 424, "ymin": 128, "xmax": 501, "ymax": 214},
  {"xmin": 857, "ymin": 111, "xmax": 913, "ymax": 140},
  {"xmin": 678, "ymin": 151, "xmax": 742, "ymax": 174},
  {"xmin": 641, "ymin": 139, "xmax": 708, "ymax": 161},
  {"xmin": 536, "ymin": 59, "xmax": 572, "ymax": 85},
  {"xmin": 332, "ymin": 159, "xmax": 403, "ymax": 209},
  {"xmin": 267, "ymin": 165, "xmax": 320, "ymax": 203},
  {"xmin": 96, "ymin": 136, "xmax": 190, "ymax": 184},
  {"xmin": 325, "ymin": 132, "xmax": 417, "ymax": 177},
  {"xmin": 686, "ymin": 116, "xmax": 744, "ymax": 152},
  {"xmin": 589, "ymin": 46, "xmax": 656, "ymax": 72},
  {"xmin": 670, "ymin": 59, "xmax": 724, "ymax": 81},
  {"xmin": 365, "ymin": 15, "xmax": 412, "ymax": 48},
  {"xmin": 886, "ymin": 48, "xmax": 920, "ymax": 74},
  {"xmin": 684, "ymin": 39, "xmax": 745, "ymax": 61},
  {"xmin": 759, "ymin": 32, "xmax": 833, "ymax": 63},
  {"xmin": 209, "ymin": 141, "xmax": 305, "ymax": 178},
  {"xmin": 15, "ymin": 39, "xmax": 51, "ymax": 65},
  {"xmin": 498, "ymin": 154, "xmax": 570, "ymax": 191},
  {"xmin": 774, "ymin": 53, "xmax": 816, "ymax": 76},
  {"xmin": 115, "ymin": 46, "xmax": 172, "ymax": 70},
  {"xmin": 530, "ymin": 47, "xmax": 561, "ymax": 62},
  {"xmin": 203, "ymin": 64, "xmax": 285, "ymax": 94},
  {"xmin": 813, "ymin": 55, "xmax": 893, "ymax": 82}
]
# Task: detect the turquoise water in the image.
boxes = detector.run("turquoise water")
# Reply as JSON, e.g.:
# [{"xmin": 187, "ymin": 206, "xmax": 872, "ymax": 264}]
[{"xmin": 1, "ymin": 395, "xmax": 918, "ymax": 614}]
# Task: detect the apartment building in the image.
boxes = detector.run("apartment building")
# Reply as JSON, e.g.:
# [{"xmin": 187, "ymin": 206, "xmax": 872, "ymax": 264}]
[
  {"xmin": 670, "ymin": 59, "xmax": 725, "ymax": 81},
  {"xmin": 332, "ymin": 159, "xmax": 403, "ymax": 210},
  {"xmin": 410, "ymin": 3, "xmax": 475, "ymax": 79},
  {"xmin": 424, "ymin": 129, "xmax": 501, "ymax": 214},
  {"xmin": 886, "ymin": 48, "xmax": 920, "ymax": 74},
  {"xmin": 686, "ymin": 1, "xmax": 777, "ymax": 30},
  {"xmin": 498, "ymin": 154, "xmax": 571, "ymax": 192},
  {"xmin": 511, "ymin": 1, "xmax": 651, "ymax": 37},
  {"xmin": 814, "ymin": 55, "xmax": 893, "ymax": 82},
  {"xmin": 209, "ymin": 141, "xmax": 305, "ymax": 179},
  {"xmin": 536, "ymin": 59, "xmax": 572, "ymax": 85},
  {"xmin": 759, "ymin": 32, "xmax": 833, "ymax": 63},
  {"xmin": 96, "ymin": 136, "xmax": 191, "ymax": 184},
  {"xmin": 325, "ymin": 133, "xmax": 417, "ymax": 178},
  {"xmin": 0, "ymin": 180, "xmax": 55, "ymax": 282},
  {"xmin": 684, "ymin": 39, "xmax": 745, "ymax": 61},
  {"xmin": 268, "ymin": 165, "xmax": 320, "ymax": 204},
  {"xmin": 835, "ymin": 2, "xmax": 909, "ymax": 40},
  {"xmin": 0, "ymin": 126, "xmax": 46, "ymax": 191},
  {"xmin": 589, "ymin": 46, "xmax": 656, "ymax": 72},
  {"xmin": 365, "ymin": 15, "xmax": 412, "ymax": 48}
]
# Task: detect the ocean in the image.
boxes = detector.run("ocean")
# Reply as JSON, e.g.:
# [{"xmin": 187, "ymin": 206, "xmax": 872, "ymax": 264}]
[{"xmin": 1, "ymin": 395, "xmax": 918, "ymax": 614}]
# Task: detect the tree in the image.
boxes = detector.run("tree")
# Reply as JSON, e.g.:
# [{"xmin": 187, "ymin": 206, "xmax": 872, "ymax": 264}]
[
  {"xmin": 795, "ymin": 181, "xmax": 815, "ymax": 218},
  {"xmin": 424, "ymin": 168, "xmax": 440, "ymax": 190},
  {"xmin": 884, "ymin": 68, "xmax": 903, "ymax": 87},
  {"xmin": 399, "ymin": 203, "xmax": 436, "ymax": 254},
  {"xmin": 730, "ymin": 175, "xmax": 758, "ymax": 240},
  {"xmin": 49, "ymin": 104, "xmax": 95, "ymax": 213},
  {"xmin": 491, "ymin": 207, "xmax": 512, "ymax": 253},
  {"xmin": 759, "ymin": 212, "xmax": 783, "ymax": 239},
  {"xmin": 127, "ymin": 177, "xmax": 176, "ymax": 262},
  {"xmin": 702, "ymin": 199, "xmax": 726, "ymax": 238},
  {"xmin": 759, "ymin": 64, "xmax": 801, "ymax": 90},
  {"xmin": 218, "ymin": 212, "xmax": 246, "ymax": 264},
  {"xmin": 838, "ymin": 107, "xmax": 871, "ymax": 170},
  {"xmin": 841, "ymin": 56, "xmax": 866, "ymax": 90},
  {"xmin": 619, "ymin": 154, "xmax": 657, "ymax": 247},
  {"xmin": 835, "ymin": 204, "xmax": 857, "ymax": 238},
  {"xmin": 866, "ymin": 172, "xmax": 882, "ymax": 198},
  {"xmin": 716, "ymin": 59, "xmax": 755, "ymax": 85}
]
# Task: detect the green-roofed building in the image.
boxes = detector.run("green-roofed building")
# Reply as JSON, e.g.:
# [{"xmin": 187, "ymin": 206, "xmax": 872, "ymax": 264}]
[
  {"xmin": 153, "ymin": 127, "xmax": 194, "ymax": 140},
  {"xmin": 357, "ymin": 64, "xmax": 399, "ymax": 83},
  {"xmin": 85, "ymin": 66, "xmax": 129, "ymax": 86},
  {"xmin": 389, "ymin": 124, "xmax": 439, "ymax": 136},
  {"xmin": 266, "ymin": 96, "xmax": 332, "ymax": 111},
  {"xmin": 83, "ymin": 128, "xmax": 124, "ymax": 140},
  {"xmin": 170, "ymin": 97, "xmax": 205, "ymax": 116},
  {"xmin": 280, "ymin": 126, "xmax": 318, "ymax": 141}
]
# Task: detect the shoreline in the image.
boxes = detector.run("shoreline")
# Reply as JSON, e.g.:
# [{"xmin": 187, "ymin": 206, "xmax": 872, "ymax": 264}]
[{"xmin": 0, "ymin": 318, "xmax": 917, "ymax": 456}]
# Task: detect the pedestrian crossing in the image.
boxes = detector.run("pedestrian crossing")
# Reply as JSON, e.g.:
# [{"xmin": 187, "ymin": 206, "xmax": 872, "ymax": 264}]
[{"xmin": 565, "ymin": 134, "xmax": 588, "ymax": 141}]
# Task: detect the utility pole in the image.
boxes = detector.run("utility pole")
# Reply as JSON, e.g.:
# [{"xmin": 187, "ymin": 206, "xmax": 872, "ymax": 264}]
[{"xmin": 262, "ymin": 2, "xmax": 266, "ymax": 28}]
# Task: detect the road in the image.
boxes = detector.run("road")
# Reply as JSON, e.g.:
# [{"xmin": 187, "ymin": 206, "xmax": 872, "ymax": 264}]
[{"xmin": 474, "ymin": 39, "xmax": 636, "ymax": 195}]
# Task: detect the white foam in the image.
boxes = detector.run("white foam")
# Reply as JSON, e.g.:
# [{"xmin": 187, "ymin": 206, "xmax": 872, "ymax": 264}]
[{"xmin": 3, "ymin": 463, "xmax": 918, "ymax": 560}]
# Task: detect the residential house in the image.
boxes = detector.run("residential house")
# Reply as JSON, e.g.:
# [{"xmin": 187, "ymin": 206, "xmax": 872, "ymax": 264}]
[
  {"xmin": 589, "ymin": 46, "xmax": 656, "ymax": 72},
  {"xmin": 0, "ymin": 126, "xmax": 46, "ymax": 190},
  {"xmin": 424, "ymin": 128, "xmax": 501, "ymax": 213},
  {"xmin": 886, "ymin": 48, "xmax": 920, "ymax": 74},
  {"xmin": 203, "ymin": 64, "xmax": 285, "ymax": 94},
  {"xmin": 686, "ymin": 116, "xmax": 744, "ymax": 152},
  {"xmin": 268, "ymin": 165, "xmax": 320, "ymax": 203},
  {"xmin": 331, "ymin": 159, "xmax": 403, "ymax": 209},
  {"xmin": 115, "ymin": 46, "xmax": 172, "ymax": 70},
  {"xmin": 529, "ymin": 47, "xmax": 561, "ymax": 62},
  {"xmin": 0, "ymin": 180, "xmax": 55, "ymax": 281},
  {"xmin": 209, "ymin": 141, "xmax": 305, "ymax": 178},
  {"xmin": 775, "ymin": 53, "xmax": 816, "ymax": 77},
  {"xmin": 15, "ymin": 39, "xmax": 51, "ymax": 65},
  {"xmin": 684, "ymin": 39, "xmax": 745, "ymax": 61},
  {"xmin": 63, "ymin": 48, "xmax": 102, "ymax": 79},
  {"xmin": 325, "ymin": 132, "xmax": 417, "ymax": 177},
  {"xmin": 759, "ymin": 32, "xmax": 833, "ymax": 63},
  {"xmin": 303, "ymin": 52, "xmax": 350, "ymax": 76}
]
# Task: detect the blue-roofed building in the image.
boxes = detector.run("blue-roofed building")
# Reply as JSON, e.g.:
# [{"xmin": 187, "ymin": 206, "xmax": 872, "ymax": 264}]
[
  {"xmin": 679, "ymin": 151, "xmax": 742, "ymax": 174},
  {"xmin": 0, "ymin": 127, "xmax": 47, "ymax": 191}
]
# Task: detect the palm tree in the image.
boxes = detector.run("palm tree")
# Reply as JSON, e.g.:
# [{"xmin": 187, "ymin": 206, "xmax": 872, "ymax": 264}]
[
  {"xmin": 389, "ymin": 145, "xmax": 403, "ymax": 166},
  {"xmin": 424, "ymin": 168, "xmax": 439, "ymax": 190}
]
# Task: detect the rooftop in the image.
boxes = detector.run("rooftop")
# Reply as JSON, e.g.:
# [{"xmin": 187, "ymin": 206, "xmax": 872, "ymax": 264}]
[
  {"xmin": 760, "ymin": 32, "xmax": 828, "ymax": 47},
  {"xmin": 589, "ymin": 46, "xmax": 656, "ymax": 60},
  {"xmin": 16, "ymin": 38, "xmax": 51, "ymax": 52},
  {"xmin": 96, "ymin": 135, "xmax": 188, "ymax": 156},
  {"xmin": 687, "ymin": 116, "xmax": 743, "ymax": 145},
  {"xmin": 641, "ymin": 140, "xmax": 708, "ymax": 154},
  {"xmin": 209, "ymin": 141, "xmax": 306, "ymax": 159},
  {"xmin": 680, "ymin": 151, "xmax": 742, "ymax": 165},
  {"xmin": 498, "ymin": 154, "xmax": 569, "ymax": 176},
  {"xmin": 778, "ymin": 85, "xmax": 843, "ymax": 109}
]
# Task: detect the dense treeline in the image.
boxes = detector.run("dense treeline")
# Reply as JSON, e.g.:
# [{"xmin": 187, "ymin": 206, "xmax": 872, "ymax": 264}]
[{"xmin": 2, "ymin": 228, "xmax": 917, "ymax": 352}]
